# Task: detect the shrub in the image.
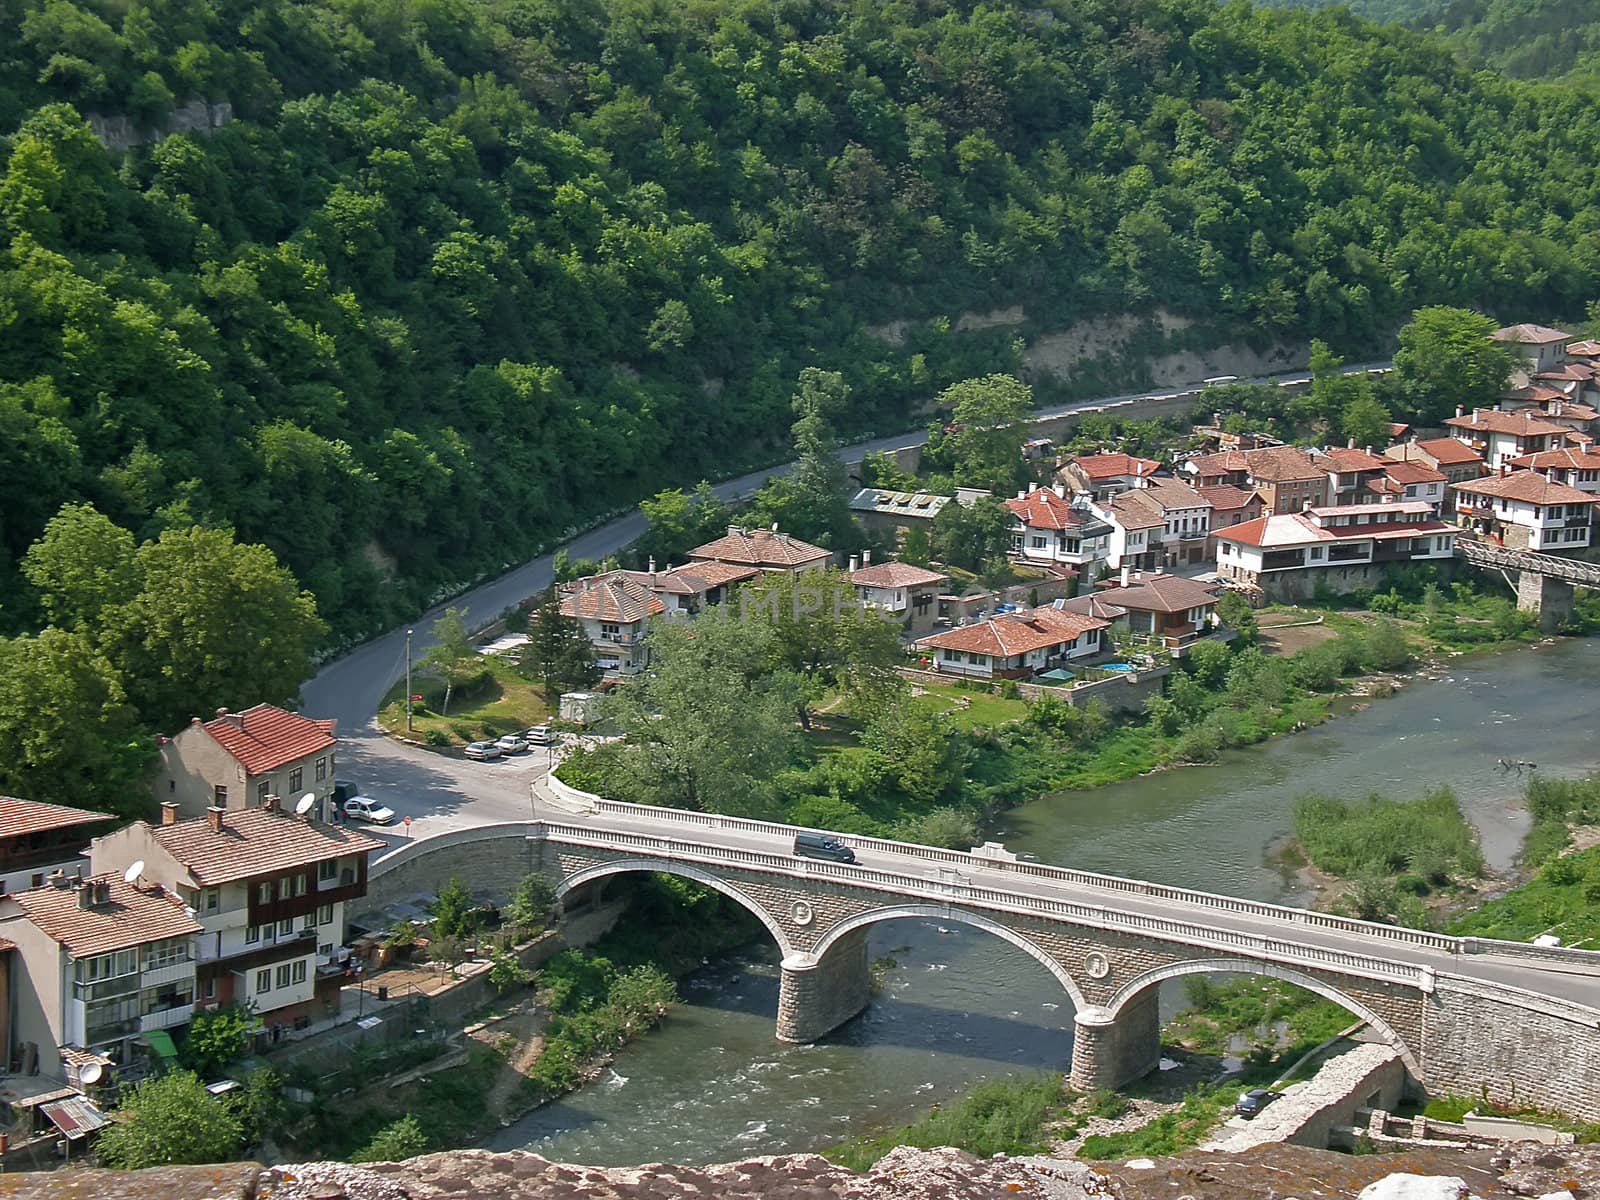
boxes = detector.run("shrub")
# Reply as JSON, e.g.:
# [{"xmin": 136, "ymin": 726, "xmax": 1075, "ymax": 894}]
[
  {"xmin": 1541, "ymin": 857, "xmax": 1582, "ymax": 887},
  {"xmin": 1295, "ymin": 787, "xmax": 1482, "ymax": 881},
  {"xmin": 424, "ymin": 728, "xmax": 450, "ymax": 747},
  {"xmin": 352, "ymin": 1114, "xmax": 429, "ymax": 1163},
  {"xmin": 97, "ymin": 1071, "xmax": 243, "ymax": 1169}
]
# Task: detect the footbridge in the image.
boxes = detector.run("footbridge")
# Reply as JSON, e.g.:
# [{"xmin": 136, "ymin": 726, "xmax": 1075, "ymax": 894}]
[
  {"xmin": 368, "ymin": 781, "xmax": 1600, "ymax": 1118},
  {"xmin": 1457, "ymin": 537, "xmax": 1600, "ymax": 631}
]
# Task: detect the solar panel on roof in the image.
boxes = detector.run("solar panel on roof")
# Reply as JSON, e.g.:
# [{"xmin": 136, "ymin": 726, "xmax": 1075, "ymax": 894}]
[{"xmin": 914, "ymin": 495, "xmax": 933, "ymax": 508}]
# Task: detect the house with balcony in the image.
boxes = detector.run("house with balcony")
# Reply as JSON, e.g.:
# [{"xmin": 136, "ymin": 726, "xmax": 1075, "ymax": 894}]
[
  {"xmin": 153, "ymin": 704, "xmax": 339, "ymax": 823},
  {"xmin": 558, "ymin": 571, "xmax": 666, "ymax": 675},
  {"xmin": 91, "ymin": 802, "xmax": 382, "ymax": 1038},
  {"xmin": 1314, "ymin": 446, "xmax": 1391, "ymax": 506},
  {"xmin": 1004, "ymin": 486, "xmax": 1112, "ymax": 574},
  {"xmin": 0, "ymin": 873, "xmax": 201, "ymax": 1080},
  {"xmin": 687, "ymin": 526, "xmax": 833, "ymax": 576},
  {"xmin": 0, "ymin": 798, "xmax": 112, "ymax": 898},
  {"xmin": 1385, "ymin": 436, "xmax": 1487, "ymax": 486},
  {"xmin": 1143, "ymin": 480, "xmax": 1213, "ymax": 567},
  {"xmin": 1444, "ymin": 408, "xmax": 1570, "ymax": 470},
  {"xmin": 1102, "ymin": 488, "xmax": 1166, "ymax": 571},
  {"xmin": 913, "ymin": 606, "xmax": 1110, "ymax": 680},
  {"xmin": 849, "ymin": 558, "xmax": 949, "ymax": 634},
  {"xmin": 1197, "ymin": 485, "xmax": 1264, "ymax": 557},
  {"xmin": 1378, "ymin": 459, "xmax": 1448, "ymax": 513},
  {"xmin": 1061, "ymin": 572, "xmax": 1224, "ymax": 655},
  {"xmin": 1056, "ymin": 453, "xmax": 1161, "ymax": 500},
  {"xmin": 1180, "ymin": 446, "xmax": 1327, "ymax": 514},
  {"xmin": 1507, "ymin": 447, "xmax": 1600, "ymax": 493},
  {"xmin": 1492, "ymin": 323, "xmax": 1573, "ymax": 372},
  {"xmin": 1450, "ymin": 470, "xmax": 1600, "ymax": 552},
  {"xmin": 1214, "ymin": 501, "xmax": 1459, "ymax": 600}
]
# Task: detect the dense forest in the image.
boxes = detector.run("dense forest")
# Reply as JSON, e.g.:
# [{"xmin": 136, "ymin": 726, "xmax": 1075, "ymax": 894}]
[{"xmin": 3, "ymin": 0, "xmax": 1600, "ymax": 643}]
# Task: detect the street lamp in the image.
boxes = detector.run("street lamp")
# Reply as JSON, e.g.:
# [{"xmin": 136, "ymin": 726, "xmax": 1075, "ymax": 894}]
[{"xmin": 405, "ymin": 629, "xmax": 415, "ymax": 732}]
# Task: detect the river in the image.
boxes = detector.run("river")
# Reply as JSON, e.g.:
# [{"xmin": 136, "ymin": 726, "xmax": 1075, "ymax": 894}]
[{"xmin": 490, "ymin": 637, "xmax": 1600, "ymax": 1165}]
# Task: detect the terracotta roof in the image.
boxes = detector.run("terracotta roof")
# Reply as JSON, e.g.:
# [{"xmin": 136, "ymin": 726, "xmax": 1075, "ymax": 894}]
[
  {"xmin": 1184, "ymin": 449, "xmax": 1250, "ymax": 479},
  {"xmin": 915, "ymin": 607, "xmax": 1108, "ymax": 658},
  {"xmin": 1055, "ymin": 593, "xmax": 1129, "ymax": 621},
  {"xmin": 1544, "ymin": 403, "xmax": 1600, "ymax": 423},
  {"xmin": 1381, "ymin": 460, "xmax": 1446, "ymax": 486},
  {"xmin": 1535, "ymin": 365, "xmax": 1593, "ymax": 382},
  {"xmin": 1107, "ymin": 490, "xmax": 1166, "ymax": 529},
  {"xmin": 1445, "ymin": 410, "xmax": 1568, "ymax": 438},
  {"xmin": 1508, "ymin": 447, "xmax": 1600, "ymax": 472},
  {"xmin": 1142, "ymin": 479, "xmax": 1211, "ymax": 511},
  {"xmin": 1492, "ymin": 323, "xmax": 1572, "ymax": 345},
  {"xmin": 1216, "ymin": 511, "xmax": 1455, "ymax": 550},
  {"xmin": 1452, "ymin": 470, "xmax": 1600, "ymax": 507},
  {"xmin": 851, "ymin": 562, "xmax": 949, "ymax": 588},
  {"xmin": 1195, "ymin": 485, "xmax": 1260, "ymax": 512},
  {"xmin": 560, "ymin": 573, "xmax": 666, "ymax": 623},
  {"xmin": 1004, "ymin": 487, "xmax": 1107, "ymax": 532},
  {"xmin": 661, "ymin": 561, "xmax": 762, "ymax": 592},
  {"xmin": 1097, "ymin": 573, "xmax": 1221, "ymax": 614},
  {"xmin": 0, "ymin": 798, "xmax": 113, "ymax": 840},
  {"xmin": 6, "ymin": 875, "xmax": 201, "ymax": 958},
  {"xmin": 1240, "ymin": 446, "xmax": 1325, "ymax": 482},
  {"xmin": 1389, "ymin": 423, "xmax": 1412, "ymax": 438},
  {"xmin": 1367, "ymin": 477, "xmax": 1404, "ymax": 495},
  {"xmin": 1502, "ymin": 384, "xmax": 1572, "ymax": 405},
  {"xmin": 197, "ymin": 705, "xmax": 337, "ymax": 777},
  {"xmin": 1066, "ymin": 453, "xmax": 1161, "ymax": 480},
  {"xmin": 1411, "ymin": 438, "xmax": 1485, "ymax": 466},
  {"xmin": 146, "ymin": 808, "xmax": 384, "ymax": 887},
  {"xmin": 688, "ymin": 527, "xmax": 831, "ymax": 568},
  {"xmin": 1316, "ymin": 447, "xmax": 1389, "ymax": 474},
  {"xmin": 1308, "ymin": 500, "xmax": 1434, "ymax": 520},
  {"xmin": 1565, "ymin": 340, "xmax": 1600, "ymax": 358}
]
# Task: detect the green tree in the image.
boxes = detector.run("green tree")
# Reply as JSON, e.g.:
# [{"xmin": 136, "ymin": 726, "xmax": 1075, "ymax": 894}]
[
  {"xmin": 930, "ymin": 496, "xmax": 1012, "ymax": 573},
  {"xmin": 749, "ymin": 369, "xmax": 857, "ymax": 550},
  {"xmin": 96, "ymin": 1070, "xmax": 243, "ymax": 1168},
  {"xmin": 21, "ymin": 504, "xmax": 139, "ymax": 632},
  {"xmin": 1393, "ymin": 307, "xmax": 1517, "ymax": 425},
  {"xmin": 1185, "ymin": 638, "xmax": 1233, "ymax": 690},
  {"xmin": 351, "ymin": 1114, "xmax": 429, "ymax": 1163},
  {"xmin": 525, "ymin": 587, "xmax": 599, "ymax": 697},
  {"xmin": 488, "ymin": 948, "xmax": 534, "ymax": 992},
  {"xmin": 1216, "ymin": 592, "xmax": 1257, "ymax": 645},
  {"xmin": 509, "ymin": 874, "xmax": 557, "ymax": 933},
  {"xmin": 431, "ymin": 876, "xmax": 474, "ymax": 940},
  {"xmin": 178, "ymin": 1004, "xmax": 258, "ymax": 1079},
  {"xmin": 1340, "ymin": 391, "xmax": 1394, "ymax": 449},
  {"xmin": 939, "ymin": 375, "xmax": 1033, "ymax": 491},
  {"xmin": 419, "ymin": 607, "xmax": 477, "ymax": 715},
  {"xmin": 637, "ymin": 481, "xmax": 732, "ymax": 564},
  {"xmin": 899, "ymin": 525, "xmax": 933, "ymax": 567}
]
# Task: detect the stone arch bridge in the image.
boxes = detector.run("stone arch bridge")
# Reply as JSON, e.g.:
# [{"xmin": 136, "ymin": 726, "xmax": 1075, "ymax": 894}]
[{"xmin": 368, "ymin": 786, "xmax": 1600, "ymax": 1119}]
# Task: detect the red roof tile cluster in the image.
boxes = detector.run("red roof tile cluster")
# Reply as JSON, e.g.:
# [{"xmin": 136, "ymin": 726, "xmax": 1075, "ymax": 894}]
[
  {"xmin": 1409, "ymin": 438, "xmax": 1485, "ymax": 467},
  {"xmin": 1492, "ymin": 324, "xmax": 1572, "ymax": 345},
  {"xmin": 1188, "ymin": 446, "xmax": 1320, "ymax": 483},
  {"xmin": 688, "ymin": 527, "xmax": 832, "ymax": 568},
  {"xmin": 1380, "ymin": 460, "xmax": 1446, "ymax": 486},
  {"xmin": 1566, "ymin": 339, "xmax": 1600, "ymax": 358},
  {"xmin": 560, "ymin": 573, "xmax": 666, "ymax": 623},
  {"xmin": 851, "ymin": 561, "xmax": 949, "ymax": 588},
  {"xmin": 1195, "ymin": 485, "xmax": 1260, "ymax": 512},
  {"xmin": 914, "ymin": 607, "xmax": 1109, "ymax": 658},
  {"xmin": 198, "ymin": 705, "xmax": 337, "ymax": 777},
  {"xmin": 0, "ymin": 798, "xmax": 112, "ymax": 841},
  {"xmin": 1005, "ymin": 487, "xmax": 1102, "ymax": 531},
  {"xmin": 1066, "ymin": 453, "xmax": 1161, "ymax": 480},
  {"xmin": 1444, "ymin": 410, "xmax": 1568, "ymax": 438},
  {"xmin": 147, "ymin": 807, "xmax": 385, "ymax": 886},
  {"xmin": 1452, "ymin": 471, "xmax": 1600, "ymax": 507},
  {"xmin": 1316, "ymin": 447, "xmax": 1389, "ymax": 474},
  {"xmin": 1097, "ymin": 573, "xmax": 1221, "ymax": 614},
  {"xmin": 1508, "ymin": 447, "xmax": 1600, "ymax": 472},
  {"xmin": 6, "ymin": 875, "xmax": 201, "ymax": 958}
]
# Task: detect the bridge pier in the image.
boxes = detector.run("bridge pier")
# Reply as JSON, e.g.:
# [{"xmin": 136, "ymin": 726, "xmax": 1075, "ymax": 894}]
[
  {"xmin": 776, "ymin": 927, "xmax": 871, "ymax": 1043},
  {"xmin": 1069, "ymin": 990, "xmax": 1161, "ymax": 1092},
  {"xmin": 1516, "ymin": 571, "xmax": 1574, "ymax": 633}
]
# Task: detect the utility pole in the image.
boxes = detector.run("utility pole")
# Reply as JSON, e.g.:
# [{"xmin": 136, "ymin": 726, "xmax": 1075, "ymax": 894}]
[{"xmin": 405, "ymin": 629, "xmax": 414, "ymax": 732}]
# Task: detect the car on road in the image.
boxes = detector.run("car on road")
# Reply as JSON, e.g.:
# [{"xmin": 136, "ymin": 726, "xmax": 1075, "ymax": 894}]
[
  {"xmin": 463, "ymin": 740, "xmax": 503, "ymax": 761},
  {"xmin": 1235, "ymin": 1088, "xmax": 1275, "ymax": 1118},
  {"xmin": 343, "ymin": 796, "xmax": 397, "ymax": 825},
  {"xmin": 523, "ymin": 725, "xmax": 557, "ymax": 746},
  {"xmin": 496, "ymin": 734, "xmax": 530, "ymax": 754}
]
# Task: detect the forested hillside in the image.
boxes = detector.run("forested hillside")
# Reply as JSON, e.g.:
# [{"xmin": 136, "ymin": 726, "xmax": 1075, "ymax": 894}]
[
  {"xmin": 1431, "ymin": 0, "xmax": 1600, "ymax": 84},
  {"xmin": 3, "ymin": 0, "xmax": 1600, "ymax": 642}
]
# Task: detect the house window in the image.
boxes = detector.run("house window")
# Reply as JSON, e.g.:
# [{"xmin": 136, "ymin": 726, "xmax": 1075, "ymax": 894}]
[
  {"xmin": 601, "ymin": 622, "xmax": 620, "ymax": 637},
  {"xmin": 302, "ymin": 912, "xmax": 316, "ymax": 931},
  {"xmin": 294, "ymin": 873, "xmax": 308, "ymax": 897},
  {"xmin": 258, "ymin": 882, "xmax": 272, "ymax": 904},
  {"xmin": 275, "ymin": 964, "xmax": 291, "ymax": 989},
  {"xmin": 279, "ymin": 877, "xmax": 293, "ymax": 900},
  {"xmin": 246, "ymin": 924, "xmax": 260, "ymax": 945},
  {"xmin": 277, "ymin": 917, "xmax": 293, "ymax": 937},
  {"xmin": 214, "ymin": 785, "xmax": 228, "ymax": 806},
  {"xmin": 318, "ymin": 904, "xmax": 334, "ymax": 926},
  {"xmin": 203, "ymin": 976, "xmax": 217, "ymax": 1000},
  {"xmin": 256, "ymin": 780, "xmax": 271, "ymax": 804},
  {"xmin": 315, "ymin": 756, "xmax": 327, "ymax": 782},
  {"xmin": 319, "ymin": 942, "xmax": 334, "ymax": 957},
  {"xmin": 1030, "ymin": 535, "xmax": 1046, "ymax": 549},
  {"xmin": 256, "ymin": 969, "xmax": 271, "ymax": 994},
  {"xmin": 319, "ymin": 859, "xmax": 338, "ymax": 882},
  {"xmin": 289, "ymin": 767, "xmax": 303, "ymax": 792},
  {"xmin": 291, "ymin": 960, "xmax": 307, "ymax": 985},
  {"xmin": 1310, "ymin": 547, "xmax": 1324, "ymax": 559},
  {"xmin": 203, "ymin": 887, "xmax": 220, "ymax": 913}
]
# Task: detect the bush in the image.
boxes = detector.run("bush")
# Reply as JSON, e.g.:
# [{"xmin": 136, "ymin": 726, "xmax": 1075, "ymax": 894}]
[
  {"xmin": 1295, "ymin": 787, "xmax": 1483, "ymax": 882},
  {"xmin": 423, "ymin": 728, "xmax": 450, "ymax": 746},
  {"xmin": 1541, "ymin": 857, "xmax": 1582, "ymax": 887},
  {"xmin": 1361, "ymin": 620, "xmax": 1413, "ymax": 671},
  {"xmin": 178, "ymin": 1004, "xmax": 258, "ymax": 1079},
  {"xmin": 97, "ymin": 1071, "xmax": 243, "ymax": 1168},
  {"xmin": 826, "ymin": 1074, "xmax": 1068, "ymax": 1171},
  {"xmin": 352, "ymin": 1114, "xmax": 430, "ymax": 1163},
  {"xmin": 894, "ymin": 807, "xmax": 979, "ymax": 849}
]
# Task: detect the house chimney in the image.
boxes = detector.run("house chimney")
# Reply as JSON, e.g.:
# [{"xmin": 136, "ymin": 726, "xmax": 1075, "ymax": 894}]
[
  {"xmin": 647, "ymin": 557, "xmax": 656, "ymax": 575},
  {"xmin": 1213, "ymin": 411, "xmax": 1223, "ymax": 426},
  {"xmin": 191, "ymin": 717, "xmax": 202, "ymax": 726},
  {"xmin": 206, "ymin": 805, "xmax": 225, "ymax": 833},
  {"xmin": 1472, "ymin": 409, "xmax": 1481, "ymax": 425},
  {"xmin": 771, "ymin": 522, "xmax": 779, "ymax": 532},
  {"xmin": 49, "ymin": 868, "xmax": 68, "ymax": 889},
  {"xmin": 1456, "ymin": 405, "xmax": 1465, "ymax": 419},
  {"xmin": 862, "ymin": 549, "xmax": 871, "ymax": 565},
  {"xmin": 263, "ymin": 794, "xmax": 280, "ymax": 814},
  {"xmin": 1119, "ymin": 564, "xmax": 1130, "ymax": 588},
  {"xmin": 1364, "ymin": 446, "xmax": 1373, "ymax": 456},
  {"xmin": 849, "ymin": 555, "xmax": 860, "ymax": 573},
  {"xmin": 1053, "ymin": 483, "xmax": 1066, "ymax": 499},
  {"xmin": 76, "ymin": 878, "xmax": 96, "ymax": 910},
  {"xmin": 727, "ymin": 524, "xmax": 741, "ymax": 538},
  {"xmin": 1347, "ymin": 437, "xmax": 1356, "ymax": 449},
  {"xmin": 160, "ymin": 801, "xmax": 179, "ymax": 826}
]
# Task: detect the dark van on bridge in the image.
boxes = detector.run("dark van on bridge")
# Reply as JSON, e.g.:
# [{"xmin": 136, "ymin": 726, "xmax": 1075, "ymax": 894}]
[{"xmin": 794, "ymin": 832, "xmax": 857, "ymax": 864}]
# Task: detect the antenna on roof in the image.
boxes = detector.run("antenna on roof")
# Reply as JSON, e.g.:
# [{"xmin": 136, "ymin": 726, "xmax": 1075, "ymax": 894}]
[
  {"xmin": 295, "ymin": 792, "xmax": 317, "ymax": 817},
  {"xmin": 78, "ymin": 1061, "xmax": 104, "ymax": 1086},
  {"xmin": 123, "ymin": 860, "xmax": 145, "ymax": 887}
]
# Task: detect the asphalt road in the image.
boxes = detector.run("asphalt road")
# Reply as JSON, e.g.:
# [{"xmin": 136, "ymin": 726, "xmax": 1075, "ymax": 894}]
[{"xmin": 301, "ymin": 362, "xmax": 1390, "ymax": 848}]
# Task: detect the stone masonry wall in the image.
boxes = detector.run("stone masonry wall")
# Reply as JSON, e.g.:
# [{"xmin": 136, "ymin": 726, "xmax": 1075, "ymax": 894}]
[
  {"xmin": 776, "ymin": 926, "xmax": 871, "ymax": 1042},
  {"xmin": 361, "ymin": 831, "xmax": 538, "ymax": 920}
]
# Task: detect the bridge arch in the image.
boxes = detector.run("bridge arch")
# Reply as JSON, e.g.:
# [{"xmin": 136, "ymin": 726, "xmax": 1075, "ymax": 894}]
[
  {"xmin": 557, "ymin": 859, "xmax": 798, "ymax": 960},
  {"xmin": 1103, "ymin": 957, "xmax": 1421, "ymax": 1074},
  {"xmin": 810, "ymin": 904, "xmax": 1089, "ymax": 1010}
]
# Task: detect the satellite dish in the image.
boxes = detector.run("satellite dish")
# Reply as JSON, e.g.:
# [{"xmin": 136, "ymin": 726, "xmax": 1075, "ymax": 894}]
[
  {"xmin": 78, "ymin": 1062, "xmax": 104, "ymax": 1086},
  {"xmin": 295, "ymin": 792, "xmax": 317, "ymax": 816},
  {"xmin": 123, "ymin": 860, "xmax": 145, "ymax": 886}
]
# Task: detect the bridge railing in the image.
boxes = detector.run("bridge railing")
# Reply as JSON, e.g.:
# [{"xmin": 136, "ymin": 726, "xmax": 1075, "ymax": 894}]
[{"xmin": 543, "ymin": 778, "xmax": 1600, "ymax": 970}]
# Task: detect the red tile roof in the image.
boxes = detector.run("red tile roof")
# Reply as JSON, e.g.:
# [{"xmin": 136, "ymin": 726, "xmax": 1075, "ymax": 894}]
[
  {"xmin": 1005, "ymin": 487, "xmax": 1101, "ymax": 532},
  {"xmin": 1566, "ymin": 340, "xmax": 1600, "ymax": 358},
  {"xmin": 198, "ymin": 705, "xmax": 337, "ymax": 777},
  {"xmin": 146, "ymin": 807, "xmax": 384, "ymax": 887},
  {"xmin": 1535, "ymin": 365, "xmax": 1592, "ymax": 382},
  {"xmin": 1508, "ymin": 447, "xmax": 1600, "ymax": 472},
  {"xmin": 0, "ymin": 798, "xmax": 113, "ymax": 841},
  {"xmin": 1238, "ymin": 446, "xmax": 1323, "ymax": 483},
  {"xmin": 1098, "ymin": 573, "xmax": 1221, "ymax": 614},
  {"xmin": 560, "ymin": 573, "xmax": 666, "ymax": 623},
  {"xmin": 1453, "ymin": 471, "xmax": 1600, "ymax": 507},
  {"xmin": 914, "ymin": 607, "xmax": 1109, "ymax": 658},
  {"xmin": 1492, "ymin": 323, "xmax": 1572, "ymax": 345},
  {"xmin": 1444, "ymin": 410, "xmax": 1568, "ymax": 438},
  {"xmin": 1142, "ymin": 479, "xmax": 1211, "ymax": 511},
  {"xmin": 1316, "ymin": 447, "xmax": 1389, "ymax": 474},
  {"xmin": 1216, "ymin": 510, "xmax": 1455, "ymax": 550},
  {"xmin": 1380, "ymin": 460, "xmax": 1446, "ymax": 486},
  {"xmin": 1066, "ymin": 453, "xmax": 1161, "ymax": 480},
  {"xmin": 1107, "ymin": 490, "xmax": 1166, "ymax": 529},
  {"xmin": 6, "ymin": 875, "xmax": 201, "ymax": 958},
  {"xmin": 688, "ymin": 527, "xmax": 832, "ymax": 568},
  {"xmin": 851, "ymin": 562, "xmax": 949, "ymax": 588},
  {"xmin": 1412, "ymin": 438, "xmax": 1485, "ymax": 466},
  {"xmin": 1195, "ymin": 485, "xmax": 1260, "ymax": 512},
  {"xmin": 662, "ymin": 561, "xmax": 761, "ymax": 591}
]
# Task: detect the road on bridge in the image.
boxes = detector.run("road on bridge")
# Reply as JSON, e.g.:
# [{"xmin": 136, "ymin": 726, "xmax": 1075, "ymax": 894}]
[{"xmin": 300, "ymin": 360, "xmax": 1389, "ymax": 848}]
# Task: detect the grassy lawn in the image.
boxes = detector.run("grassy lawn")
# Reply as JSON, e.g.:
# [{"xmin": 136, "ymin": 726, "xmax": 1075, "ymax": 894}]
[
  {"xmin": 911, "ymin": 682, "xmax": 1031, "ymax": 731},
  {"xmin": 376, "ymin": 655, "xmax": 552, "ymax": 749},
  {"xmin": 1449, "ymin": 844, "xmax": 1600, "ymax": 948}
]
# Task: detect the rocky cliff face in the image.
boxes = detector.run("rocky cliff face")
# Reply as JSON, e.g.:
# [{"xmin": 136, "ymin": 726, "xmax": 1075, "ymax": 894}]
[{"xmin": 2, "ymin": 1142, "xmax": 1595, "ymax": 1200}]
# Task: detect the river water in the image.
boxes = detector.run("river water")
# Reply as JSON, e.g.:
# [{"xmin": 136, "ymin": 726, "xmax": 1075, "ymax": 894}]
[{"xmin": 492, "ymin": 638, "xmax": 1600, "ymax": 1165}]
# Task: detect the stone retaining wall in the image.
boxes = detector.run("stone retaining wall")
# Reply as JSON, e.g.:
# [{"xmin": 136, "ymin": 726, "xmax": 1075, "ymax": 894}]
[{"xmin": 895, "ymin": 664, "xmax": 1169, "ymax": 713}]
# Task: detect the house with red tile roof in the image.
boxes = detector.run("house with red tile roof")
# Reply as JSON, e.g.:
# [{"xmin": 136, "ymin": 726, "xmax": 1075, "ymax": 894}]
[
  {"xmin": 559, "ymin": 570, "xmax": 667, "ymax": 676},
  {"xmin": 1197, "ymin": 485, "xmax": 1265, "ymax": 557},
  {"xmin": 1061, "ymin": 572, "xmax": 1226, "ymax": 655},
  {"xmin": 1004, "ymin": 485, "xmax": 1113, "ymax": 573},
  {"xmin": 1444, "ymin": 408, "xmax": 1570, "ymax": 469},
  {"xmin": 912, "ymin": 606, "xmax": 1110, "ymax": 680},
  {"xmin": 92, "ymin": 802, "xmax": 383, "ymax": 1035},
  {"xmin": 1214, "ymin": 501, "xmax": 1460, "ymax": 600},
  {"xmin": 1507, "ymin": 446, "xmax": 1600, "ymax": 494},
  {"xmin": 849, "ymin": 555, "xmax": 950, "ymax": 634},
  {"xmin": 1056, "ymin": 453, "xmax": 1161, "ymax": 499},
  {"xmin": 1179, "ymin": 446, "xmax": 1327, "ymax": 514},
  {"xmin": 1313, "ymin": 446, "xmax": 1391, "ymax": 506},
  {"xmin": 1491, "ymin": 323, "xmax": 1573, "ymax": 372},
  {"xmin": 1451, "ymin": 470, "xmax": 1600, "ymax": 552},
  {"xmin": 154, "ymin": 704, "xmax": 340, "ymax": 823},
  {"xmin": 0, "ymin": 799, "xmax": 113, "ymax": 899},
  {"xmin": 0, "ymin": 872, "xmax": 202, "ymax": 1078},
  {"xmin": 1378, "ymin": 459, "xmax": 1448, "ymax": 512},
  {"xmin": 688, "ymin": 525, "xmax": 833, "ymax": 576},
  {"xmin": 1385, "ymin": 437, "xmax": 1487, "ymax": 485}
]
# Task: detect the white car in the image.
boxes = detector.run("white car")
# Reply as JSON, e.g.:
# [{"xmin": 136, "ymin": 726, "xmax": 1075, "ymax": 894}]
[
  {"xmin": 496, "ymin": 735, "xmax": 530, "ymax": 754},
  {"xmin": 463, "ymin": 740, "xmax": 503, "ymax": 761},
  {"xmin": 523, "ymin": 725, "xmax": 557, "ymax": 746},
  {"xmin": 343, "ymin": 796, "xmax": 397, "ymax": 825}
]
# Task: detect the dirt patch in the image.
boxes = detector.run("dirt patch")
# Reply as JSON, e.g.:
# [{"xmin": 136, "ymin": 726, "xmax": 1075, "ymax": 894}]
[
  {"xmin": 1023, "ymin": 309, "xmax": 1302, "ymax": 387},
  {"xmin": 465, "ymin": 998, "xmax": 549, "ymax": 1124},
  {"xmin": 1256, "ymin": 620, "xmax": 1338, "ymax": 657},
  {"xmin": 954, "ymin": 304, "xmax": 1025, "ymax": 333}
]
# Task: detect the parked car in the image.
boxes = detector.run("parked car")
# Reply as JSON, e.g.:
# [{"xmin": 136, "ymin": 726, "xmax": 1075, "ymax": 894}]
[
  {"xmin": 343, "ymin": 796, "xmax": 397, "ymax": 825},
  {"xmin": 496, "ymin": 734, "xmax": 530, "ymax": 754},
  {"xmin": 463, "ymin": 741, "xmax": 503, "ymax": 761},
  {"xmin": 1235, "ymin": 1088, "xmax": 1275, "ymax": 1118},
  {"xmin": 524, "ymin": 725, "xmax": 557, "ymax": 746}
]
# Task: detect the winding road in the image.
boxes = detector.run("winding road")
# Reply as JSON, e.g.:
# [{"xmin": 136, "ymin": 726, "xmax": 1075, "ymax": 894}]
[{"xmin": 298, "ymin": 363, "xmax": 1389, "ymax": 850}]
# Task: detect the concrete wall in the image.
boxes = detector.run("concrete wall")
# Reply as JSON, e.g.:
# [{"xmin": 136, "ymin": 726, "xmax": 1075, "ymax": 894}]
[{"xmin": 1207, "ymin": 1044, "xmax": 1405, "ymax": 1153}]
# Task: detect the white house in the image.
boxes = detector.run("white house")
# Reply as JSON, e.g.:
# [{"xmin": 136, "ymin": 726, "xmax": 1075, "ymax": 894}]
[
  {"xmin": 1491, "ymin": 323, "xmax": 1573, "ymax": 373},
  {"xmin": 913, "ymin": 606, "xmax": 1110, "ymax": 680},
  {"xmin": 1004, "ymin": 486, "xmax": 1113, "ymax": 573},
  {"xmin": 849, "ymin": 558, "xmax": 949, "ymax": 634},
  {"xmin": 1444, "ymin": 408, "xmax": 1570, "ymax": 470},
  {"xmin": 1451, "ymin": 470, "xmax": 1600, "ymax": 552},
  {"xmin": 1507, "ymin": 447, "xmax": 1600, "ymax": 494},
  {"xmin": 1378, "ymin": 460, "xmax": 1447, "ymax": 512},
  {"xmin": 1101, "ymin": 490, "xmax": 1166, "ymax": 571},
  {"xmin": 558, "ymin": 572, "xmax": 666, "ymax": 675}
]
